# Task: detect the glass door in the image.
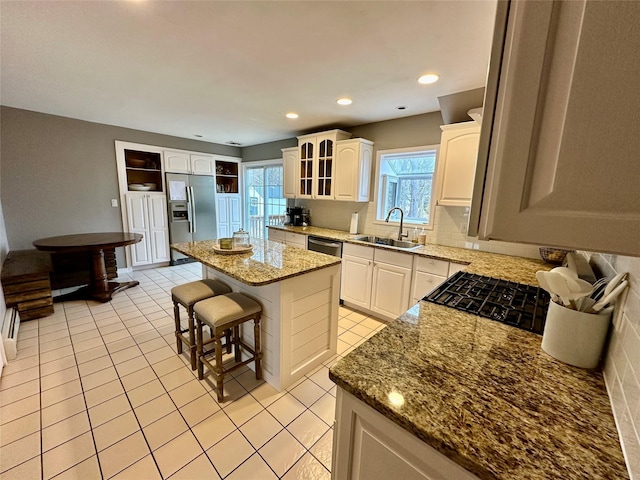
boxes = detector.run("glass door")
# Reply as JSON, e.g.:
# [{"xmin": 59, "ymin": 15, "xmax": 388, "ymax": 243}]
[{"xmin": 244, "ymin": 163, "xmax": 286, "ymax": 239}]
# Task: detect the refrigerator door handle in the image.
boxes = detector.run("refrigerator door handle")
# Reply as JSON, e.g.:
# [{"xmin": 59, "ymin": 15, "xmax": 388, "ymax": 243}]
[
  {"xmin": 186, "ymin": 186, "xmax": 193, "ymax": 233},
  {"xmin": 190, "ymin": 186, "xmax": 197, "ymax": 234}
]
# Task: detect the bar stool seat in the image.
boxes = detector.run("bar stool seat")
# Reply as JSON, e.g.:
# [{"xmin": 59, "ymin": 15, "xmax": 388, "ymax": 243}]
[
  {"xmin": 194, "ymin": 292, "xmax": 262, "ymax": 401},
  {"xmin": 171, "ymin": 279, "xmax": 231, "ymax": 370}
]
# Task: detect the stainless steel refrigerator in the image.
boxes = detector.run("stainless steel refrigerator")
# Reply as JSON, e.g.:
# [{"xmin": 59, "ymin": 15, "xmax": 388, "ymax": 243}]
[{"xmin": 166, "ymin": 173, "xmax": 217, "ymax": 264}]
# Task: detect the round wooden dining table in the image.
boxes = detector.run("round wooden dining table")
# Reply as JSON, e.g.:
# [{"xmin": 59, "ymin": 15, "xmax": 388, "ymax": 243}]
[{"xmin": 34, "ymin": 232, "xmax": 143, "ymax": 303}]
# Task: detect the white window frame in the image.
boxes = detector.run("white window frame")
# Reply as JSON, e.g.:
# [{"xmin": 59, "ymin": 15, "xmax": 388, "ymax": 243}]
[
  {"xmin": 373, "ymin": 145, "xmax": 440, "ymax": 230},
  {"xmin": 242, "ymin": 159, "xmax": 285, "ymax": 238}
]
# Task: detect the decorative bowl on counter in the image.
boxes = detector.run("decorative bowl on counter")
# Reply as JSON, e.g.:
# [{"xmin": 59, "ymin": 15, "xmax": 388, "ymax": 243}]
[{"xmin": 539, "ymin": 247, "xmax": 573, "ymax": 265}]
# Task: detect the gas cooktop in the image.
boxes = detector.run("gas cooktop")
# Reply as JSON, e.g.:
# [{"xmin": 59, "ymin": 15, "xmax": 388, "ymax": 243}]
[{"xmin": 422, "ymin": 271, "xmax": 550, "ymax": 335}]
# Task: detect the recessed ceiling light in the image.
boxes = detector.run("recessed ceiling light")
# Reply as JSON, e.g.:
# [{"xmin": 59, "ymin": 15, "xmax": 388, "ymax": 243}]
[
  {"xmin": 286, "ymin": 112, "xmax": 299, "ymax": 119},
  {"xmin": 418, "ymin": 73, "xmax": 440, "ymax": 85},
  {"xmin": 226, "ymin": 141, "xmax": 242, "ymax": 146},
  {"xmin": 396, "ymin": 106, "xmax": 407, "ymax": 110},
  {"xmin": 337, "ymin": 98, "xmax": 352, "ymax": 106},
  {"xmin": 194, "ymin": 134, "xmax": 203, "ymax": 138}
]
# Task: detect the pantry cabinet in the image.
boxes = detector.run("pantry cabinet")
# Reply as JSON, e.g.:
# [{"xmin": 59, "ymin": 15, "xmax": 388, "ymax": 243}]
[
  {"xmin": 282, "ymin": 147, "xmax": 298, "ymax": 199},
  {"xmin": 469, "ymin": 0, "xmax": 640, "ymax": 256},
  {"xmin": 216, "ymin": 194, "xmax": 242, "ymax": 239},
  {"xmin": 436, "ymin": 122, "xmax": 480, "ymax": 207},
  {"xmin": 164, "ymin": 150, "xmax": 216, "ymax": 175},
  {"xmin": 125, "ymin": 193, "xmax": 170, "ymax": 266},
  {"xmin": 335, "ymin": 139, "xmax": 374, "ymax": 202},
  {"xmin": 297, "ymin": 130, "xmax": 352, "ymax": 199}
]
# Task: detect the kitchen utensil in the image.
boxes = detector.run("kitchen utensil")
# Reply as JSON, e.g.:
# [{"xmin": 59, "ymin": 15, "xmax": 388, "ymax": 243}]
[
  {"xmin": 539, "ymin": 270, "xmax": 592, "ymax": 309},
  {"xmin": 562, "ymin": 252, "xmax": 597, "ymax": 283},
  {"xmin": 536, "ymin": 271, "xmax": 560, "ymax": 303},
  {"xmin": 550, "ymin": 267, "xmax": 594, "ymax": 294},
  {"xmin": 597, "ymin": 272, "xmax": 627, "ymax": 301},
  {"xmin": 590, "ymin": 280, "xmax": 628, "ymax": 312}
]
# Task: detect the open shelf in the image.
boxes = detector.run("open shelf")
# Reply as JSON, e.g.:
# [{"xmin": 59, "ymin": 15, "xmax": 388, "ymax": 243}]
[
  {"xmin": 216, "ymin": 160, "xmax": 238, "ymax": 194},
  {"xmin": 125, "ymin": 149, "xmax": 163, "ymax": 192}
]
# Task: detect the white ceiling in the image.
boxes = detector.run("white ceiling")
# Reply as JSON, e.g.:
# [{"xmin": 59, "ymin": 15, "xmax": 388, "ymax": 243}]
[{"xmin": 0, "ymin": 1, "xmax": 497, "ymax": 147}]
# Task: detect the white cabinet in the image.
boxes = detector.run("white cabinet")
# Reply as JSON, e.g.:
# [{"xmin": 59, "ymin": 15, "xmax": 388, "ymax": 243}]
[
  {"xmin": 370, "ymin": 249, "xmax": 412, "ymax": 320},
  {"xmin": 297, "ymin": 130, "xmax": 351, "ymax": 199},
  {"xmin": 333, "ymin": 387, "xmax": 480, "ymax": 480},
  {"xmin": 436, "ymin": 122, "xmax": 480, "ymax": 207},
  {"xmin": 268, "ymin": 228, "xmax": 286, "ymax": 244},
  {"xmin": 468, "ymin": 0, "xmax": 640, "ymax": 256},
  {"xmin": 285, "ymin": 232, "xmax": 307, "ymax": 249},
  {"xmin": 341, "ymin": 244, "xmax": 412, "ymax": 321},
  {"xmin": 164, "ymin": 150, "xmax": 216, "ymax": 175},
  {"xmin": 335, "ymin": 138, "xmax": 374, "ymax": 202},
  {"xmin": 125, "ymin": 193, "xmax": 170, "ymax": 267},
  {"xmin": 410, "ymin": 257, "xmax": 449, "ymax": 305},
  {"xmin": 282, "ymin": 147, "xmax": 298, "ymax": 199},
  {"xmin": 216, "ymin": 194, "xmax": 241, "ymax": 239},
  {"xmin": 341, "ymin": 245, "xmax": 374, "ymax": 309},
  {"xmin": 410, "ymin": 257, "xmax": 469, "ymax": 305}
]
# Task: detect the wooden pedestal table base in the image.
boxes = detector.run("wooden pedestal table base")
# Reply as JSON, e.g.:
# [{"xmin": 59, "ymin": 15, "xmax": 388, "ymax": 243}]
[{"xmin": 34, "ymin": 232, "xmax": 143, "ymax": 303}]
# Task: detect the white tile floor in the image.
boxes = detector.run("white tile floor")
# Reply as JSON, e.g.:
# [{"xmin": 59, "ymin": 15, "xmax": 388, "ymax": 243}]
[{"xmin": 0, "ymin": 263, "xmax": 386, "ymax": 479}]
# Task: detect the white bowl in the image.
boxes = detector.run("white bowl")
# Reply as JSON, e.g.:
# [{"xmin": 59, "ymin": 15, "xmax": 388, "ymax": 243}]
[
  {"xmin": 143, "ymin": 183, "xmax": 157, "ymax": 189},
  {"xmin": 129, "ymin": 184, "xmax": 152, "ymax": 191}
]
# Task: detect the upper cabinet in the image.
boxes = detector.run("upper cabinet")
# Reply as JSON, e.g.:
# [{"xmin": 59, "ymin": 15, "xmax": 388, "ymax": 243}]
[
  {"xmin": 282, "ymin": 147, "xmax": 298, "ymax": 199},
  {"xmin": 164, "ymin": 150, "xmax": 215, "ymax": 175},
  {"xmin": 436, "ymin": 121, "xmax": 480, "ymax": 207},
  {"xmin": 285, "ymin": 130, "xmax": 374, "ymax": 202},
  {"xmin": 297, "ymin": 130, "xmax": 351, "ymax": 199},
  {"xmin": 335, "ymin": 139, "xmax": 373, "ymax": 202},
  {"xmin": 215, "ymin": 159, "xmax": 239, "ymax": 194},
  {"xmin": 468, "ymin": 0, "xmax": 640, "ymax": 256}
]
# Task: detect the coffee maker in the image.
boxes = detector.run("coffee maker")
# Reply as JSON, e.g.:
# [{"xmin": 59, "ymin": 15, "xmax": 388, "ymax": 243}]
[{"xmin": 285, "ymin": 206, "xmax": 310, "ymax": 226}]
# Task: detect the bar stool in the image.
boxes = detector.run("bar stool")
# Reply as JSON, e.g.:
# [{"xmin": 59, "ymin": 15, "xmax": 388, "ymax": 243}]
[
  {"xmin": 194, "ymin": 292, "xmax": 262, "ymax": 401},
  {"xmin": 171, "ymin": 279, "xmax": 232, "ymax": 370}
]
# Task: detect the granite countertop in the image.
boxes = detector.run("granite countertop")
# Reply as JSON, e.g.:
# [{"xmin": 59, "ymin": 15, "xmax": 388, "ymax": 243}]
[
  {"xmin": 171, "ymin": 239, "xmax": 341, "ymax": 286},
  {"xmin": 269, "ymin": 224, "xmax": 550, "ymax": 285},
  {"xmin": 291, "ymin": 221, "xmax": 631, "ymax": 478},
  {"xmin": 329, "ymin": 302, "xmax": 629, "ymax": 479}
]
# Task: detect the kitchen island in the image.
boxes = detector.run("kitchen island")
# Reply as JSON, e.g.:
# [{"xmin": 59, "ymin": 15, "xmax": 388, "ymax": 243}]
[{"xmin": 171, "ymin": 239, "xmax": 341, "ymax": 391}]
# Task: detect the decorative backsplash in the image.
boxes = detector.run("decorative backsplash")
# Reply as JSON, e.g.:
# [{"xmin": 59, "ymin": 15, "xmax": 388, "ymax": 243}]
[{"xmin": 588, "ymin": 252, "xmax": 640, "ymax": 478}]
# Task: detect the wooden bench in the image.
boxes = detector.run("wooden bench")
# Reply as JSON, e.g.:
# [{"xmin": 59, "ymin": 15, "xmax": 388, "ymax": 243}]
[{"xmin": 1, "ymin": 249, "xmax": 54, "ymax": 321}]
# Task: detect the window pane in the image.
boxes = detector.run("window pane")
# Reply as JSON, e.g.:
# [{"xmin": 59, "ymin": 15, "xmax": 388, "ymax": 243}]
[{"xmin": 376, "ymin": 147, "xmax": 438, "ymax": 225}]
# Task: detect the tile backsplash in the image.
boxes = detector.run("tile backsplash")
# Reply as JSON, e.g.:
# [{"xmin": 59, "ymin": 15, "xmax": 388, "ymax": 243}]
[
  {"xmin": 588, "ymin": 252, "xmax": 640, "ymax": 479},
  {"xmin": 294, "ymin": 200, "xmax": 543, "ymax": 259}
]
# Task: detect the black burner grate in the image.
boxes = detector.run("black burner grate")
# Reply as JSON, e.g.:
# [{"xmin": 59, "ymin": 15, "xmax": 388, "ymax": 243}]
[{"xmin": 422, "ymin": 271, "xmax": 550, "ymax": 335}]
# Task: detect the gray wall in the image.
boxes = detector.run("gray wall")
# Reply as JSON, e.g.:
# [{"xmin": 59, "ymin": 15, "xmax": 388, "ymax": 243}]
[
  {"xmin": 242, "ymin": 138, "xmax": 297, "ymax": 163},
  {"xmin": 0, "ymin": 106, "xmax": 241, "ymax": 263}
]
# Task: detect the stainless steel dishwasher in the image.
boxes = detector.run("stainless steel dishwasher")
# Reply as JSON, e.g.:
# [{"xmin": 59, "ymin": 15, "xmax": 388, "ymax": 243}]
[{"xmin": 307, "ymin": 236, "xmax": 343, "ymax": 257}]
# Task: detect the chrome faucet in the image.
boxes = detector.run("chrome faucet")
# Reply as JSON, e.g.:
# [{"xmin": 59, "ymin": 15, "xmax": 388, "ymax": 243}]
[{"xmin": 385, "ymin": 207, "xmax": 408, "ymax": 241}]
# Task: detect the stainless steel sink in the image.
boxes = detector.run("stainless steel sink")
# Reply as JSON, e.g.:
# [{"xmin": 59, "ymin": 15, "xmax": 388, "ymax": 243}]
[{"xmin": 354, "ymin": 235, "xmax": 421, "ymax": 250}]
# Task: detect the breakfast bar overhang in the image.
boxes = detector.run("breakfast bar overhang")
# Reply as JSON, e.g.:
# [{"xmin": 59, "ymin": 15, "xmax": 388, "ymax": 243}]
[{"xmin": 171, "ymin": 239, "xmax": 341, "ymax": 391}]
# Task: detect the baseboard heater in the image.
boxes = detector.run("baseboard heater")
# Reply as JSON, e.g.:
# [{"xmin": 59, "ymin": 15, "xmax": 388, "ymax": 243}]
[{"xmin": 2, "ymin": 307, "xmax": 20, "ymax": 361}]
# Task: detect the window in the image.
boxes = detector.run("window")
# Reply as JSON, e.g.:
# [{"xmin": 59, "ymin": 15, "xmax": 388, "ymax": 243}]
[
  {"xmin": 375, "ymin": 145, "xmax": 439, "ymax": 227},
  {"xmin": 243, "ymin": 161, "xmax": 286, "ymax": 239}
]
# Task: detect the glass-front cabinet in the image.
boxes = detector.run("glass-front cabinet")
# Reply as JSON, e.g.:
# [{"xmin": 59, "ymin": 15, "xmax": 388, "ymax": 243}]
[
  {"xmin": 297, "ymin": 130, "xmax": 351, "ymax": 199},
  {"xmin": 299, "ymin": 140, "xmax": 314, "ymax": 198}
]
